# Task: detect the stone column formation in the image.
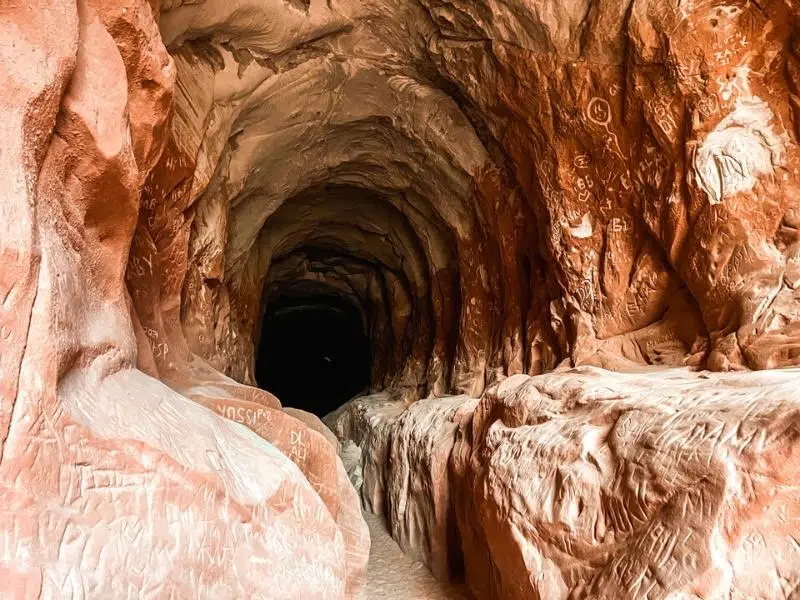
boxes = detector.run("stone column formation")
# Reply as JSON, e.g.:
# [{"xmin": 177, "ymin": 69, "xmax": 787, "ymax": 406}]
[{"xmin": 1, "ymin": 0, "xmax": 800, "ymax": 598}]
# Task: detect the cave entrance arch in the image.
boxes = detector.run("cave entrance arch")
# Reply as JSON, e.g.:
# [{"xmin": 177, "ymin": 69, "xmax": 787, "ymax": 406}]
[{"xmin": 256, "ymin": 292, "xmax": 371, "ymax": 417}]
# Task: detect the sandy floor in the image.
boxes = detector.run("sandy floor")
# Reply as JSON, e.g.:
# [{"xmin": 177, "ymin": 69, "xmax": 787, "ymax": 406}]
[{"xmin": 360, "ymin": 508, "xmax": 473, "ymax": 600}]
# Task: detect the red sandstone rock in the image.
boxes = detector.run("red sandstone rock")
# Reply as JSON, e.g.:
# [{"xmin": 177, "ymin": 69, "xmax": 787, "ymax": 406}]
[
  {"xmin": 0, "ymin": 0, "xmax": 366, "ymax": 597},
  {"xmin": 161, "ymin": 0, "xmax": 800, "ymax": 399},
  {"xmin": 332, "ymin": 367, "xmax": 800, "ymax": 599},
  {"xmin": 3, "ymin": 0, "xmax": 800, "ymax": 597}
]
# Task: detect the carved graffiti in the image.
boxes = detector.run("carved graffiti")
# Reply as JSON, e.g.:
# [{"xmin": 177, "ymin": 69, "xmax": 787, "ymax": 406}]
[{"xmin": 586, "ymin": 96, "xmax": 628, "ymax": 161}]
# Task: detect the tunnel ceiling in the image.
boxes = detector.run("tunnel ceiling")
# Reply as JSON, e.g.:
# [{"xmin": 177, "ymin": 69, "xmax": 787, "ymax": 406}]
[
  {"xmin": 171, "ymin": 0, "xmax": 514, "ymax": 400},
  {"xmin": 146, "ymin": 0, "xmax": 800, "ymax": 406}
]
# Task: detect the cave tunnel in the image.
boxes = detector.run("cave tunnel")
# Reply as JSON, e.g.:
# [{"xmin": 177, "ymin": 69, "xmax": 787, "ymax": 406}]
[
  {"xmin": 256, "ymin": 292, "xmax": 372, "ymax": 417},
  {"xmin": 9, "ymin": 0, "xmax": 800, "ymax": 598}
]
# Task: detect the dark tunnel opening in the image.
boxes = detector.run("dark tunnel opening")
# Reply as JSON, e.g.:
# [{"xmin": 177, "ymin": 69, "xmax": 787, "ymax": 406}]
[{"xmin": 256, "ymin": 294, "xmax": 372, "ymax": 417}]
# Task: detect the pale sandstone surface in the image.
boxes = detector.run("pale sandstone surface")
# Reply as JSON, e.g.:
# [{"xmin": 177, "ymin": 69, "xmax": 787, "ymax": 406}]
[
  {"xmin": 340, "ymin": 431, "xmax": 472, "ymax": 600},
  {"xmin": 2, "ymin": 0, "xmax": 800, "ymax": 597},
  {"xmin": 1, "ymin": 0, "xmax": 366, "ymax": 597},
  {"xmin": 329, "ymin": 367, "xmax": 800, "ymax": 600},
  {"xmin": 359, "ymin": 508, "xmax": 472, "ymax": 600}
]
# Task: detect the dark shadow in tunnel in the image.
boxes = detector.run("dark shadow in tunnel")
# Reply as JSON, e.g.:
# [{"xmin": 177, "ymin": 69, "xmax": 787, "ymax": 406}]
[{"xmin": 256, "ymin": 294, "xmax": 371, "ymax": 417}]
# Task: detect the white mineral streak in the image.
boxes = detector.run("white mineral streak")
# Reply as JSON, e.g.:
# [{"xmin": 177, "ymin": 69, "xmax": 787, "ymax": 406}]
[
  {"xmin": 694, "ymin": 97, "xmax": 788, "ymax": 205},
  {"xmin": 569, "ymin": 212, "xmax": 593, "ymax": 238}
]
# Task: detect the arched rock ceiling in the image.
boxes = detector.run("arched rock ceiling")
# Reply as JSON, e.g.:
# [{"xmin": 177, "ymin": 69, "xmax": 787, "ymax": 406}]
[
  {"xmin": 146, "ymin": 0, "xmax": 800, "ymax": 402},
  {"xmin": 164, "ymin": 0, "xmax": 516, "ymax": 398}
]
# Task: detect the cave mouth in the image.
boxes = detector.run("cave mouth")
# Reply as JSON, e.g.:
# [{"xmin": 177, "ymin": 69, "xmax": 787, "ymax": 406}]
[{"xmin": 256, "ymin": 293, "xmax": 372, "ymax": 417}]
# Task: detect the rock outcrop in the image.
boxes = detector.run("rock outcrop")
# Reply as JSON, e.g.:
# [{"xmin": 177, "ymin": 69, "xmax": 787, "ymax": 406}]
[
  {"xmin": 3, "ymin": 0, "xmax": 800, "ymax": 597},
  {"xmin": 330, "ymin": 366, "xmax": 800, "ymax": 599},
  {"xmin": 1, "ymin": 0, "xmax": 366, "ymax": 597}
]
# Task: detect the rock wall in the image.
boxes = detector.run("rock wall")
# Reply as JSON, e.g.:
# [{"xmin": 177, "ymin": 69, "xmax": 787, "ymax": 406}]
[
  {"xmin": 423, "ymin": 0, "xmax": 800, "ymax": 374},
  {"xmin": 160, "ymin": 0, "xmax": 800, "ymax": 404},
  {"xmin": 329, "ymin": 367, "xmax": 800, "ymax": 599},
  {"xmin": 1, "ymin": 1, "xmax": 367, "ymax": 597},
  {"xmin": 3, "ymin": 0, "xmax": 800, "ymax": 597}
]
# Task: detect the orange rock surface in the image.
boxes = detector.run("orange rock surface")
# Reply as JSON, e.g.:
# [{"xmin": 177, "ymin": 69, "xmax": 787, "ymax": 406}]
[{"xmin": 2, "ymin": 0, "xmax": 800, "ymax": 597}]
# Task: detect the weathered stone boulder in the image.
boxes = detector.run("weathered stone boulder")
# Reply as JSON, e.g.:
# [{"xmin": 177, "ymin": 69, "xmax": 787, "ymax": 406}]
[{"xmin": 331, "ymin": 367, "xmax": 800, "ymax": 599}]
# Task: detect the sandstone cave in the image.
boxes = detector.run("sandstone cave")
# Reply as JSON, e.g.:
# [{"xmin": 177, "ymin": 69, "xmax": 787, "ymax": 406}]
[{"xmin": 4, "ymin": 0, "xmax": 800, "ymax": 599}]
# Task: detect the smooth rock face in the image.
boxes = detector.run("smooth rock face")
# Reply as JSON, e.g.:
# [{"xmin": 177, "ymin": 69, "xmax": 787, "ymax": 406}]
[
  {"xmin": 3, "ymin": 0, "xmax": 800, "ymax": 598},
  {"xmin": 330, "ymin": 367, "xmax": 800, "ymax": 600}
]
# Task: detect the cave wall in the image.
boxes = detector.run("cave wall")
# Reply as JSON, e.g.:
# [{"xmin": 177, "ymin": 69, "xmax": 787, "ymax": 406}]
[
  {"xmin": 423, "ymin": 0, "xmax": 800, "ymax": 372},
  {"xmin": 155, "ymin": 0, "xmax": 800, "ymax": 408},
  {"xmin": 2, "ymin": 1, "xmax": 368, "ymax": 597},
  {"xmin": 329, "ymin": 366, "xmax": 800, "ymax": 600},
  {"xmin": 2, "ymin": 0, "xmax": 800, "ymax": 597}
]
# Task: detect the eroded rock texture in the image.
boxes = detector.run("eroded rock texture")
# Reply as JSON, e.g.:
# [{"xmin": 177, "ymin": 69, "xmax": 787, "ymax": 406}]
[
  {"xmin": 330, "ymin": 367, "xmax": 800, "ymax": 599},
  {"xmin": 161, "ymin": 0, "xmax": 800, "ymax": 404},
  {"xmin": 3, "ymin": 0, "xmax": 800, "ymax": 597},
  {"xmin": 1, "ymin": 0, "xmax": 366, "ymax": 597}
]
